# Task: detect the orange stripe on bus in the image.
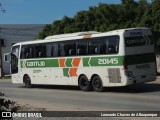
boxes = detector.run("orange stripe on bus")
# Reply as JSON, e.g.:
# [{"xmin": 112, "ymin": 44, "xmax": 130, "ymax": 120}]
[
  {"xmin": 72, "ymin": 58, "xmax": 81, "ymax": 67},
  {"xmin": 59, "ymin": 58, "xmax": 66, "ymax": 67},
  {"xmin": 69, "ymin": 68, "xmax": 78, "ymax": 76}
]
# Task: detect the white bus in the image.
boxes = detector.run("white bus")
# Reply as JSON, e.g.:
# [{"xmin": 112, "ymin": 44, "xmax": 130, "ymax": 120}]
[{"xmin": 4, "ymin": 28, "xmax": 157, "ymax": 92}]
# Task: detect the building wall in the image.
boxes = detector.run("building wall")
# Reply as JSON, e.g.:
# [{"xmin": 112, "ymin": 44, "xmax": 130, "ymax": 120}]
[{"xmin": 0, "ymin": 24, "xmax": 45, "ymax": 75}]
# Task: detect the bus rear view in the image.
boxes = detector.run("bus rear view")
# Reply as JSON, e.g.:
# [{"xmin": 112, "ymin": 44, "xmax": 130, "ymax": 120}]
[{"xmin": 123, "ymin": 28, "xmax": 156, "ymax": 85}]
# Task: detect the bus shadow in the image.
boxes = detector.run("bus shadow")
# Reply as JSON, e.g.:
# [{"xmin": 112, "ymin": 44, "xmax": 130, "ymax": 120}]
[
  {"xmin": 21, "ymin": 85, "xmax": 81, "ymax": 91},
  {"xmin": 104, "ymin": 83, "xmax": 160, "ymax": 93},
  {"xmin": 20, "ymin": 82, "xmax": 160, "ymax": 93}
]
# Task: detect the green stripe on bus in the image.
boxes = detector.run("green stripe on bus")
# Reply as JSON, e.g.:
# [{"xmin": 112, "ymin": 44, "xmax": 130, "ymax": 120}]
[
  {"xmin": 83, "ymin": 58, "xmax": 90, "ymax": 66},
  {"xmin": 21, "ymin": 59, "xmax": 59, "ymax": 68},
  {"xmin": 21, "ymin": 56, "xmax": 125, "ymax": 68},
  {"xmin": 65, "ymin": 58, "xmax": 73, "ymax": 67},
  {"xmin": 63, "ymin": 68, "xmax": 69, "ymax": 77},
  {"xmin": 20, "ymin": 53, "xmax": 155, "ymax": 68},
  {"xmin": 83, "ymin": 56, "xmax": 124, "ymax": 67}
]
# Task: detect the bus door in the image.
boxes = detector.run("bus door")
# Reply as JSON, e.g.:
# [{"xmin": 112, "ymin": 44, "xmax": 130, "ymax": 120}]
[{"xmin": 11, "ymin": 45, "xmax": 20, "ymax": 83}]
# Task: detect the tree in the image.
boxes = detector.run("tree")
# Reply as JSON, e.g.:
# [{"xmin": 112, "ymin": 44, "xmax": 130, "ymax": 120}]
[
  {"xmin": 134, "ymin": 0, "xmax": 152, "ymax": 27},
  {"xmin": 38, "ymin": 24, "xmax": 51, "ymax": 39},
  {"xmin": 121, "ymin": 0, "xmax": 134, "ymax": 4},
  {"xmin": 38, "ymin": 0, "xmax": 160, "ymax": 54},
  {"xmin": 151, "ymin": 0, "xmax": 160, "ymax": 31},
  {"xmin": 39, "ymin": 0, "xmax": 153, "ymax": 39},
  {"xmin": 151, "ymin": 0, "xmax": 160, "ymax": 55},
  {"xmin": 0, "ymin": 3, "xmax": 5, "ymax": 13}
]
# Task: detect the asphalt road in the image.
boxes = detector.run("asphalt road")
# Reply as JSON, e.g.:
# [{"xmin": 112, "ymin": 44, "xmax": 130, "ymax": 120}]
[{"xmin": 0, "ymin": 78, "xmax": 160, "ymax": 111}]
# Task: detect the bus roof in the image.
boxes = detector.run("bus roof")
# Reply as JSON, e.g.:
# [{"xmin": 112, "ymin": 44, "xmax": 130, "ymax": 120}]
[
  {"xmin": 12, "ymin": 27, "xmax": 150, "ymax": 46},
  {"xmin": 45, "ymin": 31, "xmax": 100, "ymax": 40}
]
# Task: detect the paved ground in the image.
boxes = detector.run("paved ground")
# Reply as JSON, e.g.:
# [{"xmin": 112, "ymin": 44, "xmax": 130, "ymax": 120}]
[{"xmin": 0, "ymin": 78, "xmax": 160, "ymax": 120}]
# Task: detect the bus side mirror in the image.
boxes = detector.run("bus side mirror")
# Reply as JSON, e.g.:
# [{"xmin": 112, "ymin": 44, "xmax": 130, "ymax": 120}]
[{"xmin": 4, "ymin": 53, "xmax": 10, "ymax": 62}]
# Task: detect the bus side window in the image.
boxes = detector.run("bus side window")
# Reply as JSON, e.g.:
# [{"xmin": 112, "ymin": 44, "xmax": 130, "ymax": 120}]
[
  {"xmin": 59, "ymin": 44, "xmax": 65, "ymax": 56},
  {"xmin": 89, "ymin": 44, "xmax": 100, "ymax": 54},
  {"xmin": 77, "ymin": 48, "xmax": 84, "ymax": 55},
  {"xmin": 108, "ymin": 45, "xmax": 116, "ymax": 53},
  {"xmin": 46, "ymin": 44, "xmax": 52, "ymax": 57},
  {"xmin": 25, "ymin": 52, "xmax": 30, "ymax": 58},
  {"xmin": 26, "ymin": 48, "xmax": 29, "ymax": 58},
  {"xmin": 95, "ymin": 46, "xmax": 100, "ymax": 54},
  {"xmin": 76, "ymin": 40, "xmax": 88, "ymax": 55},
  {"xmin": 61, "ymin": 41, "xmax": 75, "ymax": 56},
  {"xmin": 27, "ymin": 45, "xmax": 35, "ymax": 58},
  {"xmin": 35, "ymin": 44, "xmax": 46, "ymax": 58},
  {"xmin": 69, "ymin": 49, "xmax": 74, "ymax": 55},
  {"xmin": 21, "ymin": 46, "xmax": 31, "ymax": 59},
  {"xmin": 89, "ymin": 38, "xmax": 106, "ymax": 55},
  {"xmin": 20, "ymin": 46, "xmax": 26, "ymax": 59},
  {"xmin": 106, "ymin": 36, "xmax": 119, "ymax": 54},
  {"xmin": 41, "ymin": 45, "xmax": 46, "ymax": 57},
  {"xmin": 53, "ymin": 44, "xmax": 58, "ymax": 57}
]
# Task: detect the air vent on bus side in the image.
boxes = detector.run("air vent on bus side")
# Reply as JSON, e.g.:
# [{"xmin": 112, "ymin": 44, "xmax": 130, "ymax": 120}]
[{"xmin": 108, "ymin": 68, "xmax": 121, "ymax": 83}]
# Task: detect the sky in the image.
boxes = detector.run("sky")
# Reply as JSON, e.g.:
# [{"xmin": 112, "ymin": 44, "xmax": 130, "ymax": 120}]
[{"xmin": 0, "ymin": 0, "xmax": 151, "ymax": 24}]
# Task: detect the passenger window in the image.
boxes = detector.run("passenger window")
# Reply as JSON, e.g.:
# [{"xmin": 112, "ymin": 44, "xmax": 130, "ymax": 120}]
[
  {"xmin": 89, "ymin": 38, "xmax": 106, "ymax": 54},
  {"xmin": 76, "ymin": 40, "xmax": 88, "ymax": 55},
  {"xmin": 46, "ymin": 43, "xmax": 58, "ymax": 57},
  {"xmin": 59, "ymin": 44, "xmax": 65, "ymax": 56},
  {"xmin": 59, "ymin": 41, "xmax": 76, "ymax": 56},
  {"xmin": 20, "ymin": 36, "xmax": 119, "ymax": 59},
  {"xmin": 21, "ymin": 45, "xmax": 35, "ymax": 59},
  {"xmin": 106, "ymin": 36, "xmax": 119, "ymax": 54},
  {"xmin": 20, "ymin": 46, "xmax": 25, "ymax": 59},
  {"xmin": 29, "ymin": 46, "xmax": 35, "ymax": 58},
  {"xmin": 51, "ymin": 44, "xmax": 58, "ymax": 57},
  {"xmin": 35, "ymin": 44, "xmax": 46, "ymax": 58},
  {"xmin": 46, "ymin": 44, "xmax": 52, "ymax": 57}
]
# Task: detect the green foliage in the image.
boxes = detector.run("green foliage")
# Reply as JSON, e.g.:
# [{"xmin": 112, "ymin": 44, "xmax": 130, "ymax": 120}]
[
  {"xmin": 38, "ymin": 0, "xmax": 160, "ymax": 54},
  {"xmin": 151, "ymin": 0, "xmax": 160, "ymax": 31},
  {"xmin": 38, "ymin": 24, "xmax": 51, "ymax": 39},
  {"xmin": 0, "ymin": 98, "xmax": 20, "ymax": 112}
]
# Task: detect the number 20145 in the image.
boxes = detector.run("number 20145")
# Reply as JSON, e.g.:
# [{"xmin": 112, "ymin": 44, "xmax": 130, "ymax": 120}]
[{"xmin": 98, "ymin": 58, "xmax": 118, "ymax": 65}]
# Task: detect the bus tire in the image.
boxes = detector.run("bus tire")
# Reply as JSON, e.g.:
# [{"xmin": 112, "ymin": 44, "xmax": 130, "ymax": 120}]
[
  {"xmin": 78, "ymin": 75, "xmax": 91, "ymax": 91},
  {"xmin": 24, "ymin": 75, "xmax": 32, "ymax": 88},
  {"xmin": 92, "ymin": 76, "xmax": 104, "ymax": 92}
]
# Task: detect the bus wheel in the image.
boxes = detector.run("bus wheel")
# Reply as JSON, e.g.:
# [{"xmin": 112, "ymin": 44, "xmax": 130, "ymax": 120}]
[
  {"xmin": 24, "ymin": 75, "xmax": 32, "ymax": 88},
  {"xmin": 92, "ymin": 76, "xmax": 104, "ymax": 92},
  {"xmin": 78, "ymin": 75, "xmax": 91, "ymax": 91}
]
